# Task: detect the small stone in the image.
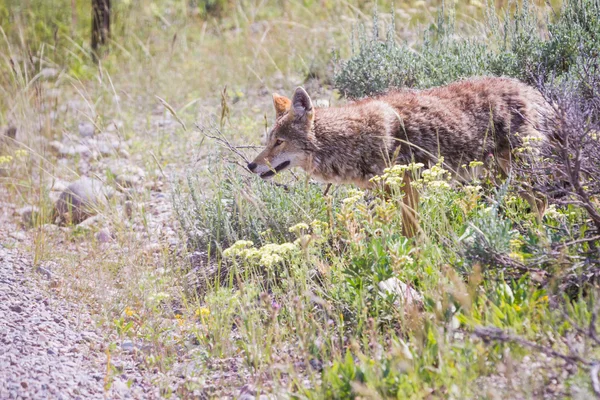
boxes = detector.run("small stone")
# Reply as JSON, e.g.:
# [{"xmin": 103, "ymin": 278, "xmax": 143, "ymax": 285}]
[
  {"xmin": 78, "ymin": 122, "xmax": 95, "ymax": 138},
  {"xmin": 124, "ymin": 201, "xmax": 133, "ymax": 219},
  {"xmin": 16, "ymin": 206, "xmax": 39, "ymax": 227},
  {"xmin": 96, "ymin": 142, "xmax": 113, "ymax": 156},
  {"xmin": 41, "ymin": 224, "xmax": 59, "ymax": 234},
  {"xmin": 40, "ymin": 68, "xmax": 58, "ymax": 79},
  {"xmin": 9, "ymin": 231, "xmax": 26, "ymax": 241},
  {"xmin": 121, "ymin": 340, "xmax": 136, "ymax": 353},
  {"xmin": 116, "ymin": 174, "xmax": 140, "ymax": 188},
  {"xmin": 95, "ymin": 228, "xmax": 112, "ymax": 243},
  {"xmin": 5, "ymin": 126, "xmax": 17, "ymax": 139},
  {"xmin": 106, "ymin": 120, "xmax": 124, "ymax": 132},
  {"xmin": 49, "ymin": 140, "xmax": 63, "ymax": 154},
  {"xmin": 80, "ymin": 331, "xmax": 99, "ymax": 343},
  {"xmin": 47, "ymin": 179, "xmax": 70, "ymax": 193},
  {"xmin": 309, "ymin": 358, "xmax": 323, "ymax": 371},
  {"xmin": 54, "ymin": 143, "xmax": 91, "ymax": 158},
  {"xmin": 144, "ymin": 243, "xmax": 162, "ymax": 254},
  {"xmin": 54, "ymin": 177, "xmax": 112, "ymax": 225},
  {"xmin": 9, "ymin": 305, "xmax": 23, "ymax": 313},
  {"xmin": 36, "ymin": 266, "xmax": 53, "ymax": 279},
  {"xmin": 118, "ymin": 148, "xmax": 130, "ymax": 158},
  {"xmin": 76, "ymin": 215, "xmax": 102, "ymax": 229},
  {"xmin": 20, "ymin": 381, "xmax": 28, "ymax": 389}
]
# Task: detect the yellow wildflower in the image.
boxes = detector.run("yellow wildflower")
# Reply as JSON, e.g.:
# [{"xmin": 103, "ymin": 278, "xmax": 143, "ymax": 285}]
[
  {"xmin": 289, "ymin": 222, "xmax": 309, "ymax": 234},
  {"xmin": 15, "ymin": 149, "xmax": 28, "ymax": 159}
]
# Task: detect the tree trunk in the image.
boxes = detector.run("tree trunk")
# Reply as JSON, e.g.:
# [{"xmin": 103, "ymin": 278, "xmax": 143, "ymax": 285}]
[{"xmin": 91, "ymin": 0, "xmax": 111, "ymax": 61}]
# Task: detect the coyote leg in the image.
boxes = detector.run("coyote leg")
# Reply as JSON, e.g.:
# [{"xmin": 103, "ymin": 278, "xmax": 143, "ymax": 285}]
[
  {"xmin": 498, "ymin": 149, "xmax": 547, "ymax": 222},
  {"xmin": 401, "ymin": 172, "xmax": 420, "ymax": 238},
  {"xmin": 520, "ymin": 190, "xmax": 548, "ymax": 223}
]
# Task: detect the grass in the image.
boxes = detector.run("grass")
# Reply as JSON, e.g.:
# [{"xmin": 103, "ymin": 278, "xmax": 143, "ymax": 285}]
[{"xmin": 1, "ymin": 0, "xmax": 599, "ymax": 398}]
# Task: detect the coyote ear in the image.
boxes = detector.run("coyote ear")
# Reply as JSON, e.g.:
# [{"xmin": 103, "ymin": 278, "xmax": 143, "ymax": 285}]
[
  {"xmin": 291, "ymin": 87, "xmax": 314, "ymax": 122},
  {"xmin": 272, "ymin": 93, "xmax": 291, "ymax": 118}
]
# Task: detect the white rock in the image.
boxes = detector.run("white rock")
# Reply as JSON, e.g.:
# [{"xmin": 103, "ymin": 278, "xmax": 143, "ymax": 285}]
[{"xmin": 378, "ymin": 277, "xmax": 423, "ymax": 307}]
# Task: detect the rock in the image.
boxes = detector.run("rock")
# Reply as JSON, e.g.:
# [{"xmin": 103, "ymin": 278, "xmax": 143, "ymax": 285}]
[
  {"xmin": 5, "ymin": 126, "xmax": 17, "ymax": 140},
  {"xmin": 111, "ymin": 379, "xmax": 129, "ymax": 395},
  {"xmin": 54, "ymin": 177, "xmax": 112, "ymax": 225},
  {"xmin": 50, "ymin": 141, "xmax": 92, "ymax": 158},
  {"xmin": 78, "ymin": 122, "xmax": 95, "ymax": 138},
  {"xmin": 309, "ymin": 358, "xmax": 323, "ymax": 371},
  {"xmin": 69, "ymin": 144, "xmax": 92, "ymax": 158},
  {"xmin": 116, "ymin": 174, "xmax": 140, "ymax": 188},
  {"xmin": 124, "ymin": 201, "xmax": 133, "ymax": 219},
  {"xmin": 95, "ymin": 228, "xmax": 112, "ymax": 243},
  {"xmin": 47, "ymin": 179, "xmax": 70, "ymax": 193},
  {"xmin": 96, "ymin": 142, "xmax": 113, "ymax": 156},
  {"xmin": 107, "ymin": 159, "xmax": 145, "ymax": 180},
  {"xmin": 144, "ymin": 243, "xmax": 162, "ymax": 254},
  {"xmin": 9, "ymin": 305, "xmax": 23, "ymax": 313},
  {"xmin": 39, "ymin": 68, "xmax": 58, "ymax": 79},
  {"xmin": 238, "ymin": 384, "xmax": 272, "ymax": 400},
  {"xmin": 48, "ymin": 140, "xmax": 63, "ymax": 154},
  {"xmin": 120, "ymin": 340, "xmax": 135, "ymax": 353},
  {"xmin": 35, "ymin": 266, "xmax": 53, "ymax": 279},
  {"xmin": 9, "ymin": 231, "xmax": 26, "ymax": 241},
  {"xmin": 41, "ymin": 224, "xmax": 59, "ymax": 234},
  {"xmin": 16, "ymin": 206, "xmax": 39, "ymax": 227},
  {"xmin": 378, "ymin": 277, "xmax": 423, "ymax": 307},
  {"xmin": 76, "ymin": 215, "xmax": 102, "ymax": 229}
]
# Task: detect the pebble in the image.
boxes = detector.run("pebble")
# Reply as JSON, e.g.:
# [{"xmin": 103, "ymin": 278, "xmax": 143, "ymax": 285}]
[
  {"xmin": 9, "ymin": 231, "xmax": 26, "ymax": 241},
  {"xmin": 76, "ymin": 215, "xmax": 102, "ymax": 230},
  {"xmin": 95, "ymin": 228, "xmax": 112, "ymax": 243},
  {"xmin": 15, "ymin": 206, "xmax": 39, "ymax": 227},
  {"xmin": 5, "ymin": 126, "xmax": 17, "ymax": 139},
  {"xmin": 116, "ymin": 174, "xmax": 140, "ymax": 188},
  {"xmin": 9, "ymin": 305, "xmax": 23, "ymax": 313},
  {"xmin": 78, "ymin": 122, "xmax": 95, "ymax": 138},
  {"xmin": 54, "ymin": 177, "xmax": 112, "ymax": 225},
  {"xmin": 121, "ymin": 341, "xmax": 136, "ymax": 353}
]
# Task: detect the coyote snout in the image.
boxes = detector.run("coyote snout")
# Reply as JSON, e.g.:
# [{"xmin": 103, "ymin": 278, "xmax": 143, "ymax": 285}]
[
  {"xmin": 248, "ymin": 88, "xmax": 316, "ymax": 180},
  {"xmin": 248, "ymin": 77, "xmax": 554, "ymax": 237}
]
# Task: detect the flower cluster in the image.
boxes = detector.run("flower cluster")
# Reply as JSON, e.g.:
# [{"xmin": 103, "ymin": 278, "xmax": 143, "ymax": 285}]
[
  {"xmin": 223, "ymin": 240, "xmax": 298, "ymax": 268},
  {"xmin": 513, "ymin": 135, "xmax": 544, "ymax": 155},
  {"xmin": 411, "ymin": 159, "xmax": 451, "ymax": 190},
  {"xmin": 342, "ymin": 188, "xmax": 365, "ymax": 206},
  {"xmin": 370, "ymin": 163, "xmax": 424, "ymax": 188}
]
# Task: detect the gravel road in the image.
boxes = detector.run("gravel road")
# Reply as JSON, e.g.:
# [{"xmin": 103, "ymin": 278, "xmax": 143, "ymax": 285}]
[{"xmin": 0, "ymin": 241, "xmax": 159, "ymax": 399}]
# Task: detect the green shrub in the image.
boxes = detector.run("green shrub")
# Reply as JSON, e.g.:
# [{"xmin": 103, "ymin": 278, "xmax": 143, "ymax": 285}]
[
  {"xmin": 174, "ymin": 159, "xmax": 344, "ymax": 254},
  {"xmin": 334, "ymin": 0, "xmax": 600, "ymax": 98}
]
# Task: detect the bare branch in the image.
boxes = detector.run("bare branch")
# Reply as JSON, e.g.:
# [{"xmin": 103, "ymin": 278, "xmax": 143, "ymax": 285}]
[{"xmin": 195, "ymin": 122, "xmax": 250, "ymax": 163}]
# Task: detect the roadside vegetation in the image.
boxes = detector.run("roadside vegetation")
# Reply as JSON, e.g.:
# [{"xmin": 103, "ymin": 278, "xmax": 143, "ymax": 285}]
[{"xmin": 1, "ymin": 0, "xmax": 599, "ymax": 398}]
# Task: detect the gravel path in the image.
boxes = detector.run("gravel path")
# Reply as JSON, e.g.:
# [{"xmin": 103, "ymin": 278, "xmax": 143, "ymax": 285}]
[{"xmin": 0, "ymin": 240, "xmax": 158, "ymax": 399}]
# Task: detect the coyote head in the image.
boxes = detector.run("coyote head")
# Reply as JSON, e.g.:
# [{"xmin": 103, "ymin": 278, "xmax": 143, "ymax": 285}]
[{"xmin": 247, "ymin": 87, "xmax": 315, "ymax": 179}]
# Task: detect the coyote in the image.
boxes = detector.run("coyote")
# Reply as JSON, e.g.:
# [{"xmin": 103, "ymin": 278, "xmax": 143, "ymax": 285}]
[{"xmin": 247, "ymin": 77, "xmax": 554, "ymax": 236}]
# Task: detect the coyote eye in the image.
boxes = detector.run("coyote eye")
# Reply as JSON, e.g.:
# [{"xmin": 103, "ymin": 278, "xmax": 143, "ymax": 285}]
[{"xmin": 274, "ymin": 139, "xmax": 284, "ymax": 147}]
